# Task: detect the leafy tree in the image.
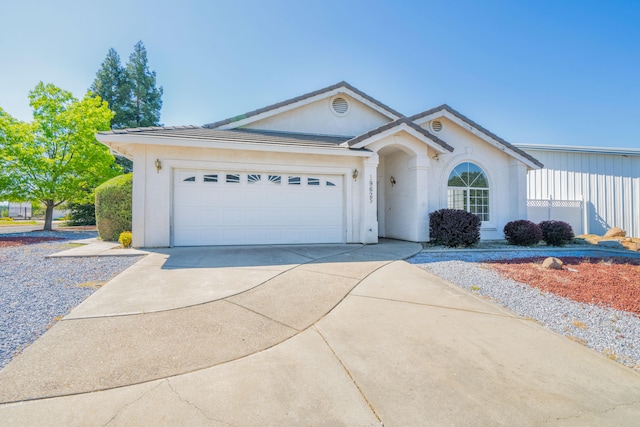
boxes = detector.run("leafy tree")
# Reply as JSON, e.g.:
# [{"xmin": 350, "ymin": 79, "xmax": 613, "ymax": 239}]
[{"xmin": 0, "ymin": 82, "xmax": 119, "ymax": 231}]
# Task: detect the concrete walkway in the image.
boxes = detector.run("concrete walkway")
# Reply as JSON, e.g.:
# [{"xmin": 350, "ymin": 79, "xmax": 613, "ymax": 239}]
[{"xmin": 1, "ymin": 240, "xmax": 640, "ymax": 425}]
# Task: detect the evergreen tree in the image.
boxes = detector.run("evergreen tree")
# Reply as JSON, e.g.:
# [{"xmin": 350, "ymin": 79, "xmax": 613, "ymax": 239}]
[
  {"xmin": 126, "ymin": 41, "xmax": 163, "ymax": 128},
  {"xmin": 89, "ymin": 48, "xmax": 131, "ymax": 129},
  {"xmin": 90, "ymin": 41, "xmax": 163, "ymax": 172},
  {"xmin": 90, "ymin": 41, "xmax": 163, "ymax": 129}
]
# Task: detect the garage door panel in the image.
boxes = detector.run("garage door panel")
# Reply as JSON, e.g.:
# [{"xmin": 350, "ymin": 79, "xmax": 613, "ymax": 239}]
[{"xmin": 173, "ymin": 170, "xmax": 344, "ymax": 246}]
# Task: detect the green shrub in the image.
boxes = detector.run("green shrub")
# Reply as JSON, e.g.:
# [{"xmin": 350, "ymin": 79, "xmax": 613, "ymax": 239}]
[
  {"xmin": 118, "ymin": 231, "xmax": 133, "ymax": 248},
  {"xmin": 95, "ymin": 173, "xmax": 132, "ymax": 242},
  {"xmin": 66, "ymin": 201, "xmax": 96, "ymax": 226},
  {"xmin": 31, "ymin": 202, "xmax": 44, "ymax": 218},
  {"xmin": 504, "ymin": 220, "xmax": 542, "ymax": 246},
  {"xmin": 539, "ymin": 220, "xmax": 574, "ymax": 246},
  {"xmin": 429, "ymin": 208, "xmax": 481, "ymax": 247}
]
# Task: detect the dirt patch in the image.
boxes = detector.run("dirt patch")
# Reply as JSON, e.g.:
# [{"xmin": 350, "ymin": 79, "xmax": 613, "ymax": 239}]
[
  {"xmin": 0, "ymin": 236, "xmax": 66, "ymax": 248},
  {"xmin": 56, "ymin": 225, "xmax": 97, "ymax": 231},
  {"xmin": 487, "ymin": 257, "xmax": 640, "ymax": 315}
]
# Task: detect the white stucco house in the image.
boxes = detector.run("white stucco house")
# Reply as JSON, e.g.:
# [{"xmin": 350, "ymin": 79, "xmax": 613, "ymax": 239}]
[{"xmin": 96, "ymin": 82, "xmax": 543, "ymax": 247}]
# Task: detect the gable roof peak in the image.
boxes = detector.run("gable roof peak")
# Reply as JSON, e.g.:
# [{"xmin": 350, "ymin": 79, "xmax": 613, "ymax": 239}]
[
  {"xmin": 204, "ymin": 81, "xmax": 404, "ymax": 129},
  {"xmin": 408, "ymin": 104, "xmax": 543, "ymax": 168},
  {"xmin": 347, "ymin": 116, "xmax": 454, "ymax": 152}
]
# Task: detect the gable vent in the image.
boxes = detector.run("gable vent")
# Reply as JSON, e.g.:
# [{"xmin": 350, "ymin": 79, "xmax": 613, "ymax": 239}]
[
  {"xmin": 430, "ymin": 120, "xmax": 443, "ymax": 133},
  {"xmin": 331, "ymin": 97, "xmax": 349, "ymax": 115}
]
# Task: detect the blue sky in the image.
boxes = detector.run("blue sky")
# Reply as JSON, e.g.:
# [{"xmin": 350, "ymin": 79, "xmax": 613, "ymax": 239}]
[{"xmin": 1, "ymin": 0, "xmax": 638, "ymax": 148}]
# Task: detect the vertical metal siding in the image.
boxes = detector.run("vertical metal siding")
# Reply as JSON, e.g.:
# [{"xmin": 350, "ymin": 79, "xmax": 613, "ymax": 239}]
[{"xmin": 523, "ymin": 149, "xmax": 640, "ymax": 238}]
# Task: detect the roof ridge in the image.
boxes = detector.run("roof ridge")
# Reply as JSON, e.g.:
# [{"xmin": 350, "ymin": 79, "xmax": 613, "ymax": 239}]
[
  {"xmin": 98, "ymin": 125, "xmax": 202, "ymax": 135},
  {"xmin": 346, "ymin": 117, "xmax": 453, "ymax": 152},
  {"xmin": 408, "ymin": 105, "xmax": 543, "ymax": 168},
  {"xmin": 203, "ymin": 81, "xmax": 404, "ymax": 129}
]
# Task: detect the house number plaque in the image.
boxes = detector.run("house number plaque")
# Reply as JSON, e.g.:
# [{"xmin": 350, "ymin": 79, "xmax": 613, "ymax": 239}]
[{"xmin": 369, "ymin": 175, "xmax": 374, "ymax": 203}]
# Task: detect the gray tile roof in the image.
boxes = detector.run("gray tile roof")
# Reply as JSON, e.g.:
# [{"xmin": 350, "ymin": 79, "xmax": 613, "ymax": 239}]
[
  {"xmin": 347, "ymin": 118, "xmax": 454, "ymax": 152},
  {"xmin": 203, "ymin": 81, "xmax": 405, "ymax": 129},
  {"xmin": 98, "ymin": 126, "xmax": 352, "ymax": 150},
  {"xmin": 409, "ymin": 105, "xmax": 544, "ymax": 168}
]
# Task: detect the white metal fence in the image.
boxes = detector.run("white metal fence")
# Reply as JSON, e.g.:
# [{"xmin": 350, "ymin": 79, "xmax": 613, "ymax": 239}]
[
  {"xmin": 518, "ymin": 145, "xmax": 640, "ymax": 238},
  {"xmin": 527, "ymin": 199, "xmax": 584, "ymax": 235}
]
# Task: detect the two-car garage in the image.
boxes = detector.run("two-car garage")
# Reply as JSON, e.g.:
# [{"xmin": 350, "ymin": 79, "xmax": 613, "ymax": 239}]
[{"xmin": 172, "ymin": 169, "xmax": 345, "ymax": 246}]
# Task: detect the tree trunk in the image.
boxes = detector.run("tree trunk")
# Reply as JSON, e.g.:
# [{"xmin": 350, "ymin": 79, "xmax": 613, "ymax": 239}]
[{"xmin": 44, "ymin": 200, "xmax": 54, "ymax": 231}]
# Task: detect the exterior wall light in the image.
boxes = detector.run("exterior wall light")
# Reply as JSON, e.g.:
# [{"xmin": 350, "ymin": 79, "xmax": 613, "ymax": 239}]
[
  {"xmin": 352, "ymin": 169, "xmax": 359, "ymax": 180},
  {"xmin": 155, "ymin": 158, "xmax": 162, "ymax": 173},
  {"xmin": 390, "ymin": 176, "xmax": 396, "ymax": 186}
]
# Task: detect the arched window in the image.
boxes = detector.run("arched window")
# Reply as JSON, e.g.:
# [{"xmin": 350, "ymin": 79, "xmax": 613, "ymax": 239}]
[{"xmin": 447, "ymin": 162, "xmax": 490, "ymax": 221}]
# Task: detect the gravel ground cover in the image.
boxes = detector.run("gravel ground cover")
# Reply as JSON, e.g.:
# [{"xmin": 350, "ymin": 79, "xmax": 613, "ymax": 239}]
[
  {"xmin": 409, "ymin": 249, "xmax": 640, "ymax": 371},
  {"xmin": 0, "ymin": 231, "xmax": 143, "ymax": 369}
]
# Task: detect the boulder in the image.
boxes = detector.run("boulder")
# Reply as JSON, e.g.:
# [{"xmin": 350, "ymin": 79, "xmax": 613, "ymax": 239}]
[
  {"xmin": 542, "ymin": 257, "xmax": 563, "ymax": 270},
  {"xmin": 597, "ymin": 240, "xmax": 625, "ymax": 249},
  {"xmin": 604, "ymin": 227, "xmax": 626, "ymax": 238}
]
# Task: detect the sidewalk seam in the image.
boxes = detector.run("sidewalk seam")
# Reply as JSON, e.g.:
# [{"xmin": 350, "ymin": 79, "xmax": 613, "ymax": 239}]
[
  {"xmin": 314, "ymin": 326, "xmax": 383, "ymax": 425},
  {"xmin": 166, "ymin": 379, "xmax": 236, "ymax": 426},
  {"xmin": 349, "ymin": 293, "xmax": 524, "ymax": 319}
]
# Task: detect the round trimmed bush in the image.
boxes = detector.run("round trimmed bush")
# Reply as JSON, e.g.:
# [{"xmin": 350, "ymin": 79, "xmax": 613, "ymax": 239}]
[
  {"xmin": 429, "ymin": 208, "xmax": 481, "ymax": 247},
  {"xmin": 503, "ymin": 220, "xmax": 542, "ymax": 246},
  {"xmin": 95, "ymin": 173, "xmax": 132, "ymax": 242},
  {"xmin": 539, "ymin": 220, "xmax": 574, "ymax": 246},
  {"xmin": 118, "ymin": 231, "xmax": 133, "ymax": 248}
]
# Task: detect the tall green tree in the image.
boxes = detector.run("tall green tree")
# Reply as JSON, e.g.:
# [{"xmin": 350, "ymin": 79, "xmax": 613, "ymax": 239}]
[
  {"xmin": 0, "ymin": 82, "xmax": 119, "ymax": 230},
  {"xmin": 90, "ymin": 41, "xmax": 163, "ymax": 173},
  {"xmin": 90, "ymin": 41, "xmax": 163, "ymax": 129},
  {"xmin": 126, "ymin": 41, "xmax": 163, "ymax": 128},
  {"xmin": 89, "ymin": 48, "xmax": 131, "ymax": 129}
]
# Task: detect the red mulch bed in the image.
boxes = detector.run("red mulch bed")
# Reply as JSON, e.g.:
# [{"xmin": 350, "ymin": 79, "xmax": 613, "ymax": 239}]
[
  {"xmin": 487, "ymin": 257, "xmax": 640, "ymax": 315},
  {"xmin": 0, "ymin": 236, "xmax": 66, "ymax": 248}
]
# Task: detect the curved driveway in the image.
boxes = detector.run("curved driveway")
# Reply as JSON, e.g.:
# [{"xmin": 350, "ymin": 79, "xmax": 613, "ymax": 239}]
[{"xmin": 1, "ymin": 240, "xmax": 640, "ymax": 425}]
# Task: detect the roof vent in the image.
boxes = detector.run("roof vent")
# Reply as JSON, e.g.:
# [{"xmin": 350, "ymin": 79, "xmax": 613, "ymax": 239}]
[
  {"xmin": 430, "ymin": 120, "xmax": 443, "ymax": 133},
  {"xmin": 331, "ymin": 97, "xmax": 349, "ymax": 115}
]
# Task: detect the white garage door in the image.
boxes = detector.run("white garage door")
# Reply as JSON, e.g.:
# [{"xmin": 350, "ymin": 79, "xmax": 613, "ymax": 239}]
[{"xmin": 173, "ymin": 169, "xmax": 344, "ymax": 246}]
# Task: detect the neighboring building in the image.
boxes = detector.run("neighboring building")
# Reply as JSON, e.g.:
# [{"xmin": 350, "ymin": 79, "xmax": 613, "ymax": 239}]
[
  {"xmin": 8, "ymin": 202, "xmax": 32, "ymax": 219},
  {"xmin": 518, "ymin": 144, "xmax": 640, "ymax": 238},
  {"xmin": 97, "ymin": 82, "xmax": 542, "ymax": 247}
]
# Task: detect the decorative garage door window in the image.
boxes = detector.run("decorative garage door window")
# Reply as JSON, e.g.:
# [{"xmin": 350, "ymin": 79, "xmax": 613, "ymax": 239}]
[
  {"xmin": 447, "ymin": 162, "xmax": 490, "ymax": 221},
  {"xmin": 173, "ymin": 169, "xmax": 344, "ymax": 246},
  {"xmin": 226, "ymin": 174, "xmax": 240, "ymax": 183}
]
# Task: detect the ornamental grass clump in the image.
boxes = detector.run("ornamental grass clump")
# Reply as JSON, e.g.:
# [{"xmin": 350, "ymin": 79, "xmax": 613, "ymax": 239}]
[
  {"xmin": 539, "ymin": 220, "xmax": 575, "ymax": 246},
  {"xmin": 429, "ymin": 208, "xmax": 481, "ymax": 247},
  {"xmin": 504, "ymin": 220, "xmax": 542, "ymax": 246}
]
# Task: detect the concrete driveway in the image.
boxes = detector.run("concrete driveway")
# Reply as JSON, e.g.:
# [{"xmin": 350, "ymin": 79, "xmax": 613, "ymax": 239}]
[{"xmin": 1, "ymin": 240, "xmax": 639, "ymax": 426}]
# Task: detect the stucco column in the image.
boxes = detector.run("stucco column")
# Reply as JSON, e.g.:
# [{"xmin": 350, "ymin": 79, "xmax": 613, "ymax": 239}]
[
  {"xmin": 131, "ymin": 146, "xmax": 146, "ymax": 248},
  {"xmin": 409, "ymin": 155, "xmax": 430, "ymax": 241},
  {"xmin": 360, "ymin": 153, "xmax": 379, "ymax": 244},
  {"xmin": 510, "ymin": 159, "xmax": 528, "ymax": 220}
]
